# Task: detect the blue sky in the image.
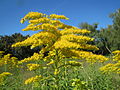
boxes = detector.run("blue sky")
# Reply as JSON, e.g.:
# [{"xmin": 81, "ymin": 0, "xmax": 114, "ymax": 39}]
[{"xmin": 0, "ymin": 0, "xmax": 120, "ymax": 36}]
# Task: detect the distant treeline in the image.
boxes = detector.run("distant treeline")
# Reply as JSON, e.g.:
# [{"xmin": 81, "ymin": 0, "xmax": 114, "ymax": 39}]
[{"xmin": 79, "ymin": 9, "xmax": 120, "ymax": 55}]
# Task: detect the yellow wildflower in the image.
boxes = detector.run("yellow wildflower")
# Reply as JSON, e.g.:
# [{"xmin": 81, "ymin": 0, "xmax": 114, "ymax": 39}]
[
  {"xmin": 0, "ymin": 72, "xmax": 12, "ymax": 85},
  {"xmin": 47, "ymin": 60, "xmax": 55, "ymax": 65},
  {"xmin": 0, "ymin": 72, "xmax": 12, "ymax": 76},
  {"xmin": 0, "ymin": 51, "xmax": 4, "ymax": 56},
  {"xmin": 54, "ymin": 69, "xmax": 59, "ymax": 75},
  {"xmin": 25, "ymin": 75, "xmax": 42, "ymax": 85},
  {"xmin": 49, "ymin": 14, "xmax": 69, "ymax": 20},
  {"xmin": 20, "ymin": 12, "xmax": 45, "ymax": 24},
  {"xmin": 18, "ymin": 53, "xmax": 43, "ymax": 64},
  {"xmin": 13, "ymin": 11, "xmax": 109, "ymax": 76},
  {"xmin": 100, "ymin": 50, "xmax": 120, "ymax": 74},
  {"xmin": 27, "ymin": 63, "xmax": 40, "ymax": 71},
  {"xmin": 29, "ymin": 17, "xmax": 50, "ymax": 24},
  {"xmin": 68, "ymin": 61, "xmax": 82, "ymax": 66},
  {"xmin": 60, "ymin": 28, "xmax": 91, "ymax": 35}
]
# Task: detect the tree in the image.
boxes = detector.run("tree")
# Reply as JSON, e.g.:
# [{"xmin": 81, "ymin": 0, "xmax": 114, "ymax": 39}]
[
  {"xmin": 109, "ymin": 9, "xmax": 120, "ymax": 51},
  {"xmin": 96, "ymin": 27, "xmax": 113, "ymax": 55},
  {"xmin": 0, "ymin": 33, "xmax": 35, "ymax": 60},
  {"xmin": 110, "ymin": 9, "xmax": 120, "ymax": 31},
  {"xmin": 78, "ymin": 9, "xmax": 120, "ymax": 55},
  {"xmin": 79, "ymin": 22, "xmax": 98, "ymax": 32},
  {"xmin": 78, "ymin": 22, "xmax": 103, "ymax": 53},
  {"xmin": 97, "ymin": 9, "xmax": 120, "ymax": 54}
]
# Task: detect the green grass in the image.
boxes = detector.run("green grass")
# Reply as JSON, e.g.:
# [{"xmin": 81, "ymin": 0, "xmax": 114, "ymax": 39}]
[{"xmin": 0, "ymin": 60, "xmax": 120, "ymax": 90}]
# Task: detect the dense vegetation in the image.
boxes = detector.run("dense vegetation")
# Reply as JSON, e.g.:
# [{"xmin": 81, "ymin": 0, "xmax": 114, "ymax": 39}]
[
  {"xmin": 79, "ymin": 9, "xmax": 120, "ymax": 55},
  {"xmin": 0, "ymin": 9, "xmax": 120, "ymax": 90}
]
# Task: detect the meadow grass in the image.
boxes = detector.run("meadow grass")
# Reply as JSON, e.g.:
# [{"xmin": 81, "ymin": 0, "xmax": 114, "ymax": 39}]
[{"xmin": 0, "ymin": 58, "xmax": 120, "ymax": 90}]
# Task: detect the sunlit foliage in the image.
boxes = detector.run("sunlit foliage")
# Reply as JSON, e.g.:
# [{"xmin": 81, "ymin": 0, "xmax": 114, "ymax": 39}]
[{"xmin": 100, "ymin": 50, "xmax": 120, "ymax": 74}]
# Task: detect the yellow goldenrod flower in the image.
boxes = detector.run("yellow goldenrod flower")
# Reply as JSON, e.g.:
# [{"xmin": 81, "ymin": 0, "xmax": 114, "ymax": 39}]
[
  {"xmin": 54, "ymin": 69, "xmax": 59, "ymax": 75},
  {"xmin": 68, "ymin": 61, "xmax": 82, "ymax": 66},
  {"xmin": 27, "ymin": 63, "xmax": 40, "ymax": 71},
  {"xmin": 0, "ymin": 72, "xmax": 12, "ymax": 85},
  {"xmin": 0, "ymin": 51, "xmax": 4, "ymax": 55},
  {"xmin": 19, "ymin": 53, "xmax": 43, "ymax": 63},
  {"xmin": 100, "ymin": 50, "xmax": 120, "ymax": 74},
  {"xmin": 47, "ymin": 60, "xmax": 55, "ymax": 65},
  {"xmin": 25, "ymin": 75, "xmax": 42, "ymax": 85},
  {"xmin": 12, "ymin": 11, "xmax": 109, "ymax": 77},
  {"xmin": 0, "ymin": 72, "xmax": 12, "ymax": 76},
  {"xmin": 49, "ymin": 14, "xmax": 69, "ymax": 20},
  {"xmin": 60, "ymin": 28, "xmax": 91, "ymax": 35},
  {"xmin": 112, "ymin": 50, "xmax": 120, "ymax": 54},
  {"xmin": 29, "ymin": 17, "xmax": 50, "ymax": 24},
  {"xmin": 0, "ymin": 53, "xmax": 18, "ymax": 68},
  {"xmin": 20, "ymin": 12, "xmax": 45, "ymax": 23}
]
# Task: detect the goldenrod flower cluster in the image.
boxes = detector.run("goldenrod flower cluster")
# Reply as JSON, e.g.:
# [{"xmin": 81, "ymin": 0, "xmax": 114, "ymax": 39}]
[
  {"xmin": 63, "ymin": 50, "xmax": 108, "ymax": 63},
  {"xmin": 47, "ymin": 60, "xmax": 55, "ymax": 65},
  {"xmin": 12, "ymin": 12, "xmax": 109, "ymax": 81},
  {"xmin": 53, "ymin": 40, "xmax": 98, "ymax": 50},
  {"xmin": 78, "ymin": 51, "xmax": 108, "ymax": 63},
  {"xmin": 29, "ymin": 17, "xmax": 50, "ymax": 24},
  {"xmin": 60, "ymin": 28, "xmax": 91, "ymax": 35},
  {"xmin": 72, "ymin": 78, "xmax": 86, "ymax": 87},
  {"xmin": 22, "ymin": 23, "xmax": 58, "ymax": 31},
  {"xmin": 100, "ymin": 63, "xmax": 120, "ymax": 74},
  {"xmin": 27, "ymin": 63, "xmax": 40, "ymax": 71},
  {"xmin": 54, "ymin": 69, "xmax": 59, "ymax": 75},
  {"xmin": 25, "ymin": 75, "xmax": 42, "ymax": 85},
  {"xmin": 0, "ymin": 53, "xmax": 18, "ymax": 68},
  {"xmin": 50, "ymin": 20, "xmax": 62, "ymax": 25},
  {"xmin": 0, "ymin": 51, "xmax": 4, "ymax": 57},
  {"xmin": 20, "ymin": 12, "xmax": 45, "ymax": 23},
  {"xmin": 43, "ymin": 49, "xmax": 65, "ymax": 62},
  {"xmin": 0, "ymin": 72, "xmax": 12, "ymax": 85},
  {"xmin": 12, "ymin": 10, "xmax": 106, "ymax": 65},
  {"xmin": 49, "ymin": 14, "xmax": 69, "ymax": 20},
  {"xmin": 68, "ymin": 61, "xmax": 82, "ymax": 66},
  {"xmin": 100, "ymin": 50, "xmax": 120, "ymax": 74},
  {"xmin": 57, "ymin": 24, "xmax": 74, "ymax": 29},
  {"xmin": 12, "ymin": 31, "xmax": 57, "ymax": 49},
  {"xmin": 18, "ymin": 53, "xmax": 43, "ymax": 64},
  {"xmin": 112, "ymin": 50, "xmax": 120, "ymax": 61},
  {"xmin": 13, "ymin": 12, "xmax": 95, "ymax": 53},
  {"xmin": 0, "ymin": 72, "xmax": 12, "ymax": 76},
  {"xmin": 60, "ymin": 34, "xmax": 94, "ymax": 43}
]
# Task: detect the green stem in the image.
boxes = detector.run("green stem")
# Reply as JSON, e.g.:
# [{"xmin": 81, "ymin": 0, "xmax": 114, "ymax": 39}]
[
  {"xmin": 4, "ymin": 64, "xmax": 7, "ymax": 72},
  {"xmin": 82, "ymin": 66, "xmax": 94, "ymax": 89},
  {"xmin": 54, "ymin": 49, "xmax": 59, "ymax": 89}
]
